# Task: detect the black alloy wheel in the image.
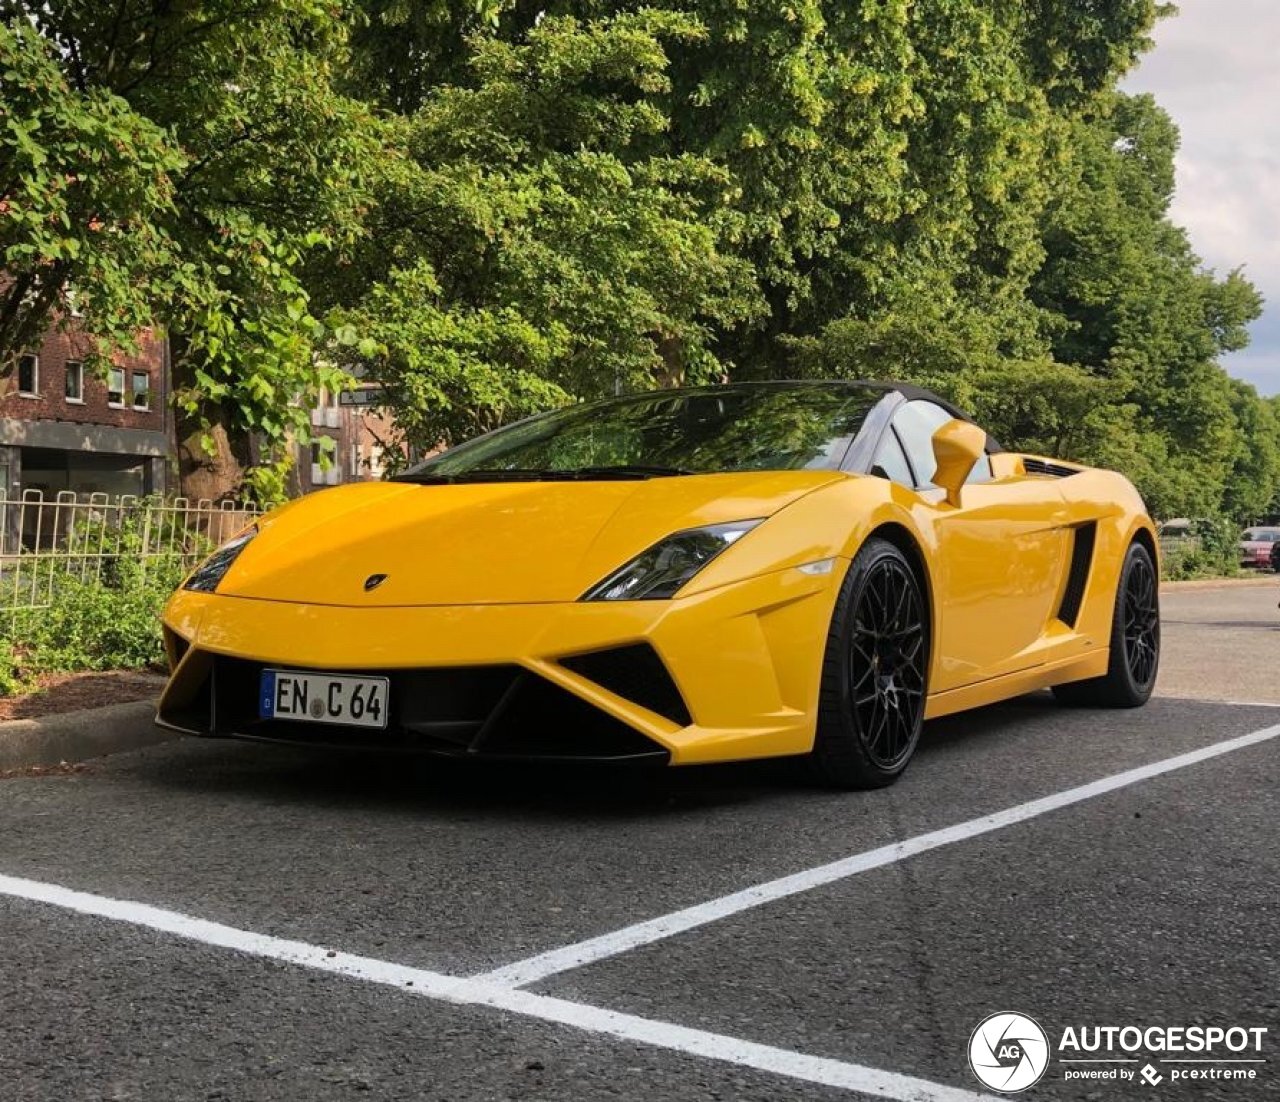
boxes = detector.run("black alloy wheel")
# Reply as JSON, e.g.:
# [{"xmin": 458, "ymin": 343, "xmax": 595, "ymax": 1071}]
[
  {"xmin": 811, "ymin": 537, "xmax": 929, "ymax": 788},
  {"xmin": 1122, "ymin": 547, "xmax": 1159, "ymax": 689}
]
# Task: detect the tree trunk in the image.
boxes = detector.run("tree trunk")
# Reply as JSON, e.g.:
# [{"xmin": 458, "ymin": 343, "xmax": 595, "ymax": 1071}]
[
  {"xmin": 170, "ymin": 334, "xmax": 251, "ymax": 501},
  {"xmin": 175, "ymin": 415, "xmax": 249, "ymax": 502},
  {"xmin": 654, "ymin": 333, "xmax": 686, "ymax": 388}
]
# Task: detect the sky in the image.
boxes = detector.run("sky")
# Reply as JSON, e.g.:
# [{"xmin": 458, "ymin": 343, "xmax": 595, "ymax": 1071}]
[{"xmin": 1123, "ymin": 0, "xmax": 1280, "ymax": 396}]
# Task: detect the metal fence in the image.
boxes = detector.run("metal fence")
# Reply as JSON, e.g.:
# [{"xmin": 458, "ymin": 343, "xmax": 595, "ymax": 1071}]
[{"xmin": 0, "ymin": 490, "xmax": 266, "ymax": 616}]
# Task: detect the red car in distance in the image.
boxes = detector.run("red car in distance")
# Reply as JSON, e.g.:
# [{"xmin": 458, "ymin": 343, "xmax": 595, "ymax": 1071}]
[{"xmin": 1239, "ymin": 526, "xmax": 1280, "ymax": 569}]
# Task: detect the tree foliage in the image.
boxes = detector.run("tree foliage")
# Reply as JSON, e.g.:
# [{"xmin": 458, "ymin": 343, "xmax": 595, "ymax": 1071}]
[
  {"xmin": 0, "ymin": 19, "xmax": 184, "ymax": 367},
  {"xmin": 1024, "ymin": 91, "xmax": 1267, "ymax": 518},
  {"xmin": 322, "ymin": 11, "xmax": 761, "ymax": 453},
  {"xmin": 2, "ymin": 0, "xmax": 1275, "ymax": 520},
  {"xmin": 1, "ymin": 0, "xmax": 377, "ymax": 500}
]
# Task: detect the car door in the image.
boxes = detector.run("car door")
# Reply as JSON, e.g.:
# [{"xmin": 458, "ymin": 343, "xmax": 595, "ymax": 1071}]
[{"xmin": 875, "ymin": 401, "xmax": 1072, "ymax": 693}]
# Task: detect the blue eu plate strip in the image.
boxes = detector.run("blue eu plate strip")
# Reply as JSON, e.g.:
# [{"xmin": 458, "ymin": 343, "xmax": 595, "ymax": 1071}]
[{"xmin": 259, "ymin": 670, "xmax": 276, "ymax": 719}]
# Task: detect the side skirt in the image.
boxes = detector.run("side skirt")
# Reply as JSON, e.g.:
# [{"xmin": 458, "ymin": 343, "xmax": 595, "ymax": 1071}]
[{"xmin": 924, "ymin": 650, "xmax": 1110, "ymax": 721}]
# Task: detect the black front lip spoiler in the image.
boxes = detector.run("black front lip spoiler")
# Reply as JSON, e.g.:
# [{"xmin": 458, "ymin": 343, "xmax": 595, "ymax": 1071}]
[{"xmin": 154, "ymin": 715, "xmax": 671, "ymax": 765}]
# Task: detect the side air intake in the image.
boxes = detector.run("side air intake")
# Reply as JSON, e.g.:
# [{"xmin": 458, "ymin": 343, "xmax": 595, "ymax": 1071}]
[{"xmin": 1057, "ymin": 522, "xmax": 1097, "ymax": 627}]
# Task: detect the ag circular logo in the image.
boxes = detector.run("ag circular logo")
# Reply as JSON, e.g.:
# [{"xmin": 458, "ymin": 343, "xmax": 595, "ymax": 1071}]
[{"xmin": 968, "ymin": 1012, "xmax": 1051, "ymax": 1093}]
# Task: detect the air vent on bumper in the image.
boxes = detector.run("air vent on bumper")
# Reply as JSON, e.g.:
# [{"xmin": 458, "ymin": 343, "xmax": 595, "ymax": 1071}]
[{"xmin": 559, "ymin": 643, "xmax": 692, "ymax": 727}]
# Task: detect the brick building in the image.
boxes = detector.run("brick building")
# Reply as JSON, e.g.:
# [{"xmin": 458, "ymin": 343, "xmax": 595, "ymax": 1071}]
[
  {"xmin": 292, "ymin": 385, "xmax": 400, "ymax": 494},
  {"xmin": 2, "ymin": 320, "xmax": 399, "ymax": 504},
  {"xmin": 1, "ymin": 323, "xmax": 169, "ymax": 500}
]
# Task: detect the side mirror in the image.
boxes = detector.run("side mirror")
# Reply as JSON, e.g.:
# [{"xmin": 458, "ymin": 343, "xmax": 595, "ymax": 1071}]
[{"xmin": 931, "ymin": 419, "xmax": 986, "ymax": 507}]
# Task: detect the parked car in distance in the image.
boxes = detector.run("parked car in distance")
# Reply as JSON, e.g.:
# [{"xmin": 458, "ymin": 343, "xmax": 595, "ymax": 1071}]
[
  {"xmin": 1271, "ymin": 540, "xmax": 1280, "ymax": 574},
  {"xmin": 1239, "ymin": 526, "xmax": 1280, "ymax": 569}
]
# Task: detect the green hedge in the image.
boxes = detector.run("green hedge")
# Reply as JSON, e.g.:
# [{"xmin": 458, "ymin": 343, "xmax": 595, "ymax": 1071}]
[{"xmin": 0, "ymin": 558, "xmax": 185, "ymax": 689}]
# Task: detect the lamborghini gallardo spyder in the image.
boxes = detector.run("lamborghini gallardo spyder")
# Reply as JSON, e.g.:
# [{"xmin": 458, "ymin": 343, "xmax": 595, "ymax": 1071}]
[{"xmin": 158, "ymin": 381, "xmax": 1161, "ymax": 788}]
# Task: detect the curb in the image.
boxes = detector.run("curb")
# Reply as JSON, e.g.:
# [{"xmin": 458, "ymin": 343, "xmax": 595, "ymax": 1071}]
[
  {"xmin": 0, "ymin": 700, "xmax": 172, "ymax": 771},
  {"xmin": 1162, "ymin": 576, "xmax": 1276, "ymax": 591}
]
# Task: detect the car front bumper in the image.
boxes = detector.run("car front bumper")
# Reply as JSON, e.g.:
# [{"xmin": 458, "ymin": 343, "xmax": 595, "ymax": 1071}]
[{"xmin": 158, "ymin": 564, "xmax": 845, "ymax": 765}]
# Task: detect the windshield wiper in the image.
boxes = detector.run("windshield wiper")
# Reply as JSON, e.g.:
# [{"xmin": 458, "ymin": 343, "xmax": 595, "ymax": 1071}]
[
  {"xmin": 395, "ymin": 468, "xmax": 554, "ymax": 484},
  {"xmin": 397, "ymin": 465, "xmax": 693, "ymax": 484},
  {"xmin": 563, "ymin": 465, "xmax": 693, "ymax": 479}
]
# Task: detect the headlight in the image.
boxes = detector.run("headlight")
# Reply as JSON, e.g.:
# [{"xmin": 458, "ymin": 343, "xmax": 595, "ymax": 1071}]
[
  {"xmin": 183, "ymin": 526, "xmax": 258, "ymax": 593},
  {"xmin": 581, "ymin": 520, "xmax": 762, "ymax": 601}
]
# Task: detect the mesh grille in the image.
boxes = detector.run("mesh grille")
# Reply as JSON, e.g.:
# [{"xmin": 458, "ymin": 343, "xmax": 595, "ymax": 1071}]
[{"xmin": 559, "ymin": 644, "xmax": 692, "ymax": 727}]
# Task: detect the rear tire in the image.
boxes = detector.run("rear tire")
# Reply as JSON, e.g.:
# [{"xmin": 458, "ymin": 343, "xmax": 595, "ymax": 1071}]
[
  {"xmin": 1052, "ymin": 540, "xmax": 1159, "ymax": 708},
  {"xmin": 809, "ymin": 537, "xmax": 929, "ymax": 789}
]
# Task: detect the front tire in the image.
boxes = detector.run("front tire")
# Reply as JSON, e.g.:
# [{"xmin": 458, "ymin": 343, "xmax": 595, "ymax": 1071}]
[
  {"xmin": 809, "ymin": 537, "xmax": 929, "ymax": 789},
  {"xmin": 1053, "ymin": 540, "xmax": 1159, "ymax": 708}
]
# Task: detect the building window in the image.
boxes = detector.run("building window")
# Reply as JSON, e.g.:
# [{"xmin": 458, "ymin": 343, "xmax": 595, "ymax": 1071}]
[
  {"xmin": 17, "ymin": 354, "xmax": 38, "ymax": 397},
  {"xmin": 65, "ymin": 361, "xmax": 84, "ymax": 403},
  {"xmin": 131, "ymin": 370, "xmax": 150, "ymax": 410},
  {"xmin": 107, "ymin": 367, "xmax": 125, "ymax": 407}
]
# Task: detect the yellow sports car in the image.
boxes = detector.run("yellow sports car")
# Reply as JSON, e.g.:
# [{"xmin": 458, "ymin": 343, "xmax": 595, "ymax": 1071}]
[{"xmin": 158, "ymin": 381, "xmax": 1160, "ymax": 788}]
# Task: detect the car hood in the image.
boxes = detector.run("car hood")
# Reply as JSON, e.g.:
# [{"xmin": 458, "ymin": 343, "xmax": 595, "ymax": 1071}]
[{"xmin": 217, "ymin": 471, "xmax": 844, "ymax": 606}]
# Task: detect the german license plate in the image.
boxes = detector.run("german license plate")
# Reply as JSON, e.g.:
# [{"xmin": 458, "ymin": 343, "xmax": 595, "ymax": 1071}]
[{"xmin": 259, "ymin": 669, "xmax": 389, "ymax": 729}]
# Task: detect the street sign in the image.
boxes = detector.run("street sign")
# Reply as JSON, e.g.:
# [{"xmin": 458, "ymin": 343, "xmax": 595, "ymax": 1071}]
[{"xmin": 338, "ymin": 387, "xmax": 386, "ymax": 407}]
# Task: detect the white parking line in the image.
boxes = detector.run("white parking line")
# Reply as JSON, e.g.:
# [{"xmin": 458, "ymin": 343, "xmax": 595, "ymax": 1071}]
[
  {"xmin": 0, "ymin": 872, "xmax": 990, "ymax": 1102},
  {"xmin": 477, "ymin": 722, "xmax": 1280, "ymax": 989},
  {"xmin": 1157, "ymin": 695, "xmax": 1280, "ymax": 708}
]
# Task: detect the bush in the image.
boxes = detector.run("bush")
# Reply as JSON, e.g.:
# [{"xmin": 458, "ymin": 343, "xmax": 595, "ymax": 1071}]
[
  {"xmin": 1, "ymin": 558, "xmax": 185, "ymax": 680},
  {"xmin": 1160, "ymin": 517, "xmax": 1240, "ymax": 580},
  {"xmin": 0, "ymin": 641, "xmax": 25, "ymax": 696},
  {"xmin": 0, "ymin": 499, "xmax": 214, "ymax": 688}
]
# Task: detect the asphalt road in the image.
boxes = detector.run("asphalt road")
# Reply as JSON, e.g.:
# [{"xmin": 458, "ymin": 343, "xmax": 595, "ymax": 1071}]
[
  {"xmin": 1, "ymin": 584, "xmax": 1277, "ymax": 1101},
  {"xmin": 1159, "ymin": 577, "xmax": 1280, "ymax": 703}
]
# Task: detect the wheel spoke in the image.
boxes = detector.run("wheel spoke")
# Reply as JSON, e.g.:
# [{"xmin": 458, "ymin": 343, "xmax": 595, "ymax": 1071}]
[
  {"xmin": 892, "ymin": 581, "xmax": 910, "ymax": 631},
  {"xmin": 894, "ymin": 707, "xmax": 912, "ymax": 755}
]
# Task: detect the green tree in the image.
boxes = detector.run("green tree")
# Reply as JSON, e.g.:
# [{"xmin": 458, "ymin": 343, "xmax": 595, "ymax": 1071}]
[
  {"xmin": 0, "ymin": 20, "xmax": 185, "ymax": 375},
  {"xmin": 13, "ymin": 0, "xmax": 1264, "ymax": 524},
  {"xmin": 1221, "ymin": 380, "xmax": 1280, "ymax": 522},
  {"xmin": 344, "ymin": 0, "xmax": 511, "ymax": 110},
  {"xmin": 1029, "ymin": 91, "xmax": 1264, "ymax": 517},
  {"xmin": 324, "ymin": 12, "xmax": 761, "ymax": 459},
  {"xmin": 1, "ymin": 1, "xmax": 378, "ymax": 501},
  {"xmin": 342, "ymin": 2, "xmax": 1122, "ymax": 364}
]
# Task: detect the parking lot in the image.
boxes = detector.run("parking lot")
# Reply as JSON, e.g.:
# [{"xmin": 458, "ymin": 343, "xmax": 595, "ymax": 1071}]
[{"xmin": 1, "ymin": 581, "xmax": 1277, "ymax": 1101}]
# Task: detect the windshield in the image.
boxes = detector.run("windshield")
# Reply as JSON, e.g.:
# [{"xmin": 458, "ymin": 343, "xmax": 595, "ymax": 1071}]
[
  {"xmin": 401, "ymin": 383, "xmax": 887, "ymax": 480},
  {"xmin": 1242, "ymin": 529, "xmax": 1280, "ymax": 542}
]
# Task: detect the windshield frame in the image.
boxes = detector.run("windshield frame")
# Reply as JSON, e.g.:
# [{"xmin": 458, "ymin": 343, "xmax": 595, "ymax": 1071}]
[{"xmin": 397, "ymin": 381, "xmax": 905, "ymax": 481}]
